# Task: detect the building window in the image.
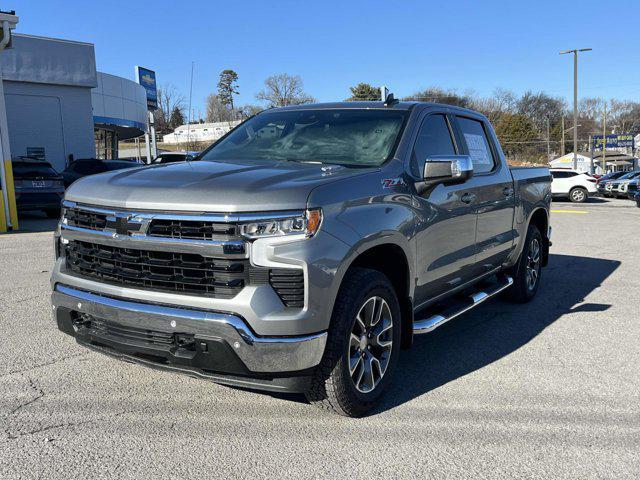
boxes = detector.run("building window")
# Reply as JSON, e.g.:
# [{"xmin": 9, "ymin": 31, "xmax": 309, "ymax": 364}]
[{"xmin": 94, "ymin": 128, "xmax": 118, "ymax": 159}]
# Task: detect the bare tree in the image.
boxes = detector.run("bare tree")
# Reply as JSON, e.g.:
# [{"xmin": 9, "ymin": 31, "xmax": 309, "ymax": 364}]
[
  {"xmin": 237, "ymin": 104, "xmax": 263, "ymax": 119},
  {"xmin": 255, "ymin": 74, "xmax": 315, "ymax": 107},
  {"xmin": 206, "ymin": 93, "xmax": 234, "ymax": 123},
  {"xmin": 154, "ymin": 84, "xmax": 185, "ymax": 134}
]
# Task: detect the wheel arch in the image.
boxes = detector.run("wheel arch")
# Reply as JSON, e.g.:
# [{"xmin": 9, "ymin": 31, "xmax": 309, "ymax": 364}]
[
  {"xmin": 338, "ymin": 241, "xmax": 414, "ymax": 349},
  {"xmin": 528, "ymin": 207, "xmax": 550, "ymax": 267}
]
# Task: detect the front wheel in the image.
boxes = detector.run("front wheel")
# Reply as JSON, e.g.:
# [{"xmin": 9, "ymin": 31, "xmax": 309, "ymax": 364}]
[
  {"xmin": 306, "ymin": 268, "xmax": 401, "ymax": 417},
  {"xmin": 569, "ymin": 187, "xmax": 588, "ymax": 203}
]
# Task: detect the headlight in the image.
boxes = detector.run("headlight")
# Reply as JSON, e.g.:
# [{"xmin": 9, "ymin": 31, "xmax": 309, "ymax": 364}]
[{"xmin": 240, "ymin": 209, "xmax": 322, "ymax": 239}]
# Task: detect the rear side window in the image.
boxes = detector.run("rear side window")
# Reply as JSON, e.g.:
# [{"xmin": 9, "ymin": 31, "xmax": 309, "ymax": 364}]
[
  {"xmin": 411, "ymin": 114, "xmax": 456, "ymax": 176},
  {"xmin": 457, "ymin": 117, "xmax": 496, "ymax": 174}
]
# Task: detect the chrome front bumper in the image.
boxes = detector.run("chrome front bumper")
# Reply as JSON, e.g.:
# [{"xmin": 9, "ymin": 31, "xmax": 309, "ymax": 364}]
[{"xmin": 51, "ymin": 285, "xmax": 327, "ymax": 374}]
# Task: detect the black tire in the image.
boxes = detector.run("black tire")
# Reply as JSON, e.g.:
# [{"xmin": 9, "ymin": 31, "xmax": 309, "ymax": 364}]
[
  {"xmin": 44, "ymin": 208, "xmax": 61, "ymax": 218},
  {"xmin": 504, "ymin": 224, "xmax": 543, "ymax": 303},
  {"xmin": 569, "ymin": 187, "xmax": 588, "ymax": 203},
  {"xmin": 306, "ymin": 268, "xmax": 401, "ymax": 417}
]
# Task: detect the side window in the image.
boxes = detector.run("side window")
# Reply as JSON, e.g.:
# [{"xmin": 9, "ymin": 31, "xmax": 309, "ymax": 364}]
[
  {"xmin": 457, "ymin": 116, "xmax": 496, "ymax": 174},
  {"xmin": 411, "ymin": 114, "xmax": 456, "ymax": 176},
  {"xmin": 552, "ymin": 171, "xmax": 569, "ymax": 178}
]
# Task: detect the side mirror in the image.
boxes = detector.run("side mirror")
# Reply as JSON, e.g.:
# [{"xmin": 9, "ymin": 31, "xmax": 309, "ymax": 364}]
[{"xmin": 422, "ymin": 155, "xmax": 473, "ymax": 186}]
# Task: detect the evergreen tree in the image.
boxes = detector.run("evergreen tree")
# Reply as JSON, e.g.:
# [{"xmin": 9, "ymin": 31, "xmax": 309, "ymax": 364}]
[
  {"xmin": 347, "ymin": 83, "xmax": 381, "ymax": 101},
  {"xmin": 169, "ymin": 106, "xmax": 185, "ymax": 130},
  {"xmin": 217, "ymin": 69, "xmax": 239, "ymax": 111}
]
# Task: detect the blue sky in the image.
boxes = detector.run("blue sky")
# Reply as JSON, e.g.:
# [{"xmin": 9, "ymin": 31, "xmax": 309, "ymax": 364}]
[{"xmin": 15, "ymin": 0, "xmax": 640, "ymax": 116}]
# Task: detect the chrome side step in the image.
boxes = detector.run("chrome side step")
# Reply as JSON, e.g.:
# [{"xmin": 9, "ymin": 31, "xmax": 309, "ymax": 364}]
[{"xmin": 413, "ymin": 276, "xmax": 514, "ymax": 335}]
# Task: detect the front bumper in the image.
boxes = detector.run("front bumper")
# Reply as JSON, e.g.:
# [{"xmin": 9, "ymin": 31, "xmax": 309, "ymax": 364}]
[{"xmin": 51, "ymin": 284, "xmax": 327, "ymax": 392}]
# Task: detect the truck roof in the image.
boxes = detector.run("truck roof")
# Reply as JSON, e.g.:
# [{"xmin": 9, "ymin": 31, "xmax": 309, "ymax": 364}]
[
  {"xmin": 273, "ymin": 101, "xmax": 478, "ymax": 112},
  {"xmin": 273, "ymin": 101, "xmax": 487, "ymax": 119}
]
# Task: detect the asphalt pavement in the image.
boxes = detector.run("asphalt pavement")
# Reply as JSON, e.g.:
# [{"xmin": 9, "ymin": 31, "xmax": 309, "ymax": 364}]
[{"xmin": 1, "ymin": 199, "xmax": 639, "ymax": 479}]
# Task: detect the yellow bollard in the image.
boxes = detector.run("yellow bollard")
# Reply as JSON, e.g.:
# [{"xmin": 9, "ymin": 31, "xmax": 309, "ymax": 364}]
[
  {"xmin": 3, "ymin": 159, "xmax": 18, "ymax": 230},
  {"xmin": 0, "ymin": 187, "xmax": 6, "ymax": 233}
]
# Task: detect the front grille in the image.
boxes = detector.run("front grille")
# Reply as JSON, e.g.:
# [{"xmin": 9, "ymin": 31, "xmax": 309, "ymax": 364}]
[
  {"xmin": 65, "ymin": 240, "xmax": 248, "ymax": 298},
  {"xmin": 61, "ymin": 206, "xmax": 306, "ymax": 306},
  {"xmin": 148, "ymin": 219, "xmax": 238, "ymax": 240},
  {"xmin": 65, "ymin": 207, "xmax": 107, "ymax": 231},
  {"xmin": 270, "ymin": 269, "xmax": 304, "ymax": 307}
]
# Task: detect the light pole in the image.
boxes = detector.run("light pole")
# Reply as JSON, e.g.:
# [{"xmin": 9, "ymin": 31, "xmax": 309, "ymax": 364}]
[{"xmin": 560, "ymin": 48, "xmax": 592, "ymax": 170}]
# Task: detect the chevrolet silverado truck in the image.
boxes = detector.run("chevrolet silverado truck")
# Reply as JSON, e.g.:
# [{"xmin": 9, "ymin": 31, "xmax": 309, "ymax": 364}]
[{"xmin": 51, "ymin": 101, "xmax": 551, "ymax": 417}]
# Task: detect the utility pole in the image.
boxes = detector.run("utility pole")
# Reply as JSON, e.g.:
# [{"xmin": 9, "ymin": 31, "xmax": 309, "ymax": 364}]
[
  {"xmin": 546, "ymin": 117, "xmax": 551, "ymax": 159},
  {"xmin": 561, "ymin": 117, "xmax": 565, "ymax": 156},
  {"xmin": 602, "ymin": 103, "xmax": 607, "ymax": 174},
  {"xmin": 560, "ymin": 48, "xmax": 592, "ymax": 170}
]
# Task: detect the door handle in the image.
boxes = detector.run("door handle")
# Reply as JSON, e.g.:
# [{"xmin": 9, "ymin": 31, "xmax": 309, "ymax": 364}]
[
  {"xmin": 503, "ymin": 187, "xmax": 515, "ymax": 197},
  {"xmin": 461, "ymin": 192, "xmax": 476, "ymax": 204}
]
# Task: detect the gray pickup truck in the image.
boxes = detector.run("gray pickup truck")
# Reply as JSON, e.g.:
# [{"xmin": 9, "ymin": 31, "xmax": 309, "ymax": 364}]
[{"xmin": 51, "ymin": 101, "xmax": 551, "ymax": 416}]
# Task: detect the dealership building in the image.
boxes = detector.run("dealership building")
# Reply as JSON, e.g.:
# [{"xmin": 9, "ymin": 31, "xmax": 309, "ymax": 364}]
[{"xmin": 0, "ymin": 33, "xmax": 149, "ymax": 172}]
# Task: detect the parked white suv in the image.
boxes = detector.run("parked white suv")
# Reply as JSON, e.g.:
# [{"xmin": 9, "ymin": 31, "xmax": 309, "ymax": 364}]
[{"xmin": 550, "ymin": 168, "xmax": 597, "ymax": 203}]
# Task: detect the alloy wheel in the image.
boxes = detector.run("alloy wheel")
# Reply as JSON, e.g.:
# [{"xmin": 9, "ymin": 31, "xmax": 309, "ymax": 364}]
[
  {"xmin": 571, "ymin": 189, "xmax": 586, "ymax": 202},
  {"xmin": 526, "ymin": 237, "xmax": 541, "ymax": 291},
  {"xmin": 348, "ymin": 296, "xmax": 393, "ymax": 393}
]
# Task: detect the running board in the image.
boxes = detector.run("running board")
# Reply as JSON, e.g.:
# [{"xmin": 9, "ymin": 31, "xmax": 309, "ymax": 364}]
[{"xmin": 413, "ymin": 276, "xmax": 514, "ymax": 335}]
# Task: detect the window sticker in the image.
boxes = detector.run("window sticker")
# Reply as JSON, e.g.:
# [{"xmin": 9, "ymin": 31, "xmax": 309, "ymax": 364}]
[{"xmin": 464, "ymin": 133, "xmax": 491, "ymax": 165}]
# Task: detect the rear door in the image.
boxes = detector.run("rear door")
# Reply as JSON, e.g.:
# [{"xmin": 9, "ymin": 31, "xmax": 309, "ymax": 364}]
[
  {"xmin": 411, "ymin": 111, "xmax": 478, "ymax": 304},
  {"xmin": 551, "ymin": 170, "xmax": 572, "ymax": 193},
  {"xmin": 453, "ymin": 115, "xmax": 516, "ymax": 274}
]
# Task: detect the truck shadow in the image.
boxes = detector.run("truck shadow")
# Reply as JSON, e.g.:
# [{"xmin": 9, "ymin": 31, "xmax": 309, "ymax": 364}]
[{"xmin": 374, "ymin": 253, "xmax": 619, "ymax": 414}]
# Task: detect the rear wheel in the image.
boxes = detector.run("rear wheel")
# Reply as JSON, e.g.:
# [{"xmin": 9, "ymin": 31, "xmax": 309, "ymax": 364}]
[
  {"xmin": 306, "ymin": 268, "xmax": 401, "ymax": 417},
  {"xmin": 504, "ymin": 224, "xmax": 543, "ymax": 303},
  {"xmin": 569, "ymin": 187, "xmax": 588, "ymax": 203}
]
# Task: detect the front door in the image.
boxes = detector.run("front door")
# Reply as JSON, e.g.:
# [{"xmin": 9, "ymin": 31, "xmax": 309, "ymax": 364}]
[{"xmin": 411, "ymin": 113, "xmax": 478, "ymax": 305}]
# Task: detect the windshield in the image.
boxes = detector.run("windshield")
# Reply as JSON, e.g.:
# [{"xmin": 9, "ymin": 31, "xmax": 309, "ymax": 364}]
[
  {"xmin": 200, "ymin": 109, "xmax": 408, "ymax": 167},
  {"xmin": 619, "ymin": 171, "xmax": 639, "ymax": 180}
]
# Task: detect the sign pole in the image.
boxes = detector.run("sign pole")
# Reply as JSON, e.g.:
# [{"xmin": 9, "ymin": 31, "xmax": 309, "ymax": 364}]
[
  {"xmin": 135, "ymin": 66, "xmax": 158, "ymax": 164},
  {"xmin": 602, "ymin": 104, "xmax": 607, "ymax": 173}
]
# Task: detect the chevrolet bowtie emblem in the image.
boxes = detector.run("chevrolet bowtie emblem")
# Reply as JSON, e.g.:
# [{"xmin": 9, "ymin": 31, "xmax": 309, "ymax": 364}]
[{"xmin": 106, "ymin": 214, "xmax": 140, "ymax": 236}]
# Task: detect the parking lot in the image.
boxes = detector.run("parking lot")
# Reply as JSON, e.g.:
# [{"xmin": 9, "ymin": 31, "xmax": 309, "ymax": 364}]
[{"xmin": 1, "ymin": 198, "xmax": 639, "ymax": 479}]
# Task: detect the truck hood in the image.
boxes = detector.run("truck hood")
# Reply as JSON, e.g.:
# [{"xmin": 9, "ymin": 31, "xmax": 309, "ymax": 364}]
[{"xmin": 65, "ymin": 159, "xmax": 370, "ymax": 212}]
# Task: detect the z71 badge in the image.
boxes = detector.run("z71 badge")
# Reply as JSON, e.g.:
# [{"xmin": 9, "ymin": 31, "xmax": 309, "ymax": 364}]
[{"xmin": 381, "ymin": 177, "xmax": 406, "ymax": 189}]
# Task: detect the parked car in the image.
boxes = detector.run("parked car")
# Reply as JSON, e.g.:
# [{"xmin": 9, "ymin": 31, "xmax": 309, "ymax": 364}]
[
  {"xmin": 52, "ymin": 101, "xmax": 551, "ymax": 417},
  {"xmin": 550, "ymin": 168, "xmax": 597, "ymax": 203},
  {"xmin": 12, "ymin": 156, "xmax": 64, "ymax": 217},
  {"xmin": 61, "ymin": 159, "xmax": 141, "ymax": 188},
  {"xmin": 626, "ymin": 178, "xmax": 640, "ymax": 199},
  {"xmin": 152, "ymin": 151, "xmax": 200, "ymax": 164},
  {"xmin": 596, "ymin": 171, "xmax": 625, "ymax": 196},
  {"xmin": 606, "ymin": 170, "xmax": 640, "ymax": 198}
]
